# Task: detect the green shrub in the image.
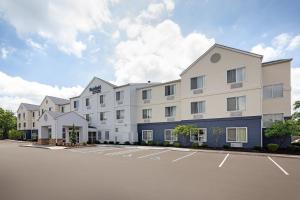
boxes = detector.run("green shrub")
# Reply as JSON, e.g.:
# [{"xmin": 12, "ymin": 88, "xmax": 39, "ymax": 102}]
[
  {"xmin": 267, "ymin": 143, "xmax": 279, "ymax": 152},
  {"xmin": 141, "ymin": 141, "xmax": 147, "ymax": 146},
  {"xmin": 200, "ymin": 144, "xmax": 208, "ymax": 148},
  {"xmin": 147, "ymin": 141, "xmax": 154, "ymax": 146},
  {"xmin": 103, "ymin": 141, "xmax": 108, "ymax": 144},
  {"xmin": 163, "ymin": 141, "xmax": 170, "ymax": 147},
  {"xmin": 108, "ymin": 141, "xmax": 114, "ymax": 144},
  {"xmin": 173, "ymin": 141, "xmax": 181, "ymax": 147},
  {"xmin": 253, "ymin": 145, "xmax": 262, "ymax": 151},
  {"xmin": 287, "ymin": 144, "xmax": 300, "ymax": 153},
  {"xmin": 191, "ymin": 142, "xmax": 199, "ymax": 149},
  {"xmin": 223, "ymin": 144, "xmax": 230, "ymax": 149},
  {"xmin": 8, "ymin": 129, "xmax": 23, "ymax": 140},
  {"xmin": 124, "ymin": 141, "xmax": 131, "ymax": 145}
]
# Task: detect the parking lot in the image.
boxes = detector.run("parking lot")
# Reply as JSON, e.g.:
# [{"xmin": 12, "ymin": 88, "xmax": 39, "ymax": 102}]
[{"xmin": 0, "ymin": 141, "xmax": 299, "ymax": 200}]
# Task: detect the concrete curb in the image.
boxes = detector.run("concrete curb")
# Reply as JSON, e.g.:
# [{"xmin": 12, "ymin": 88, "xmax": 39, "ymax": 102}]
[{"xmin": 20, "ymin": 144, "xmax": 67, "ymax": 150}]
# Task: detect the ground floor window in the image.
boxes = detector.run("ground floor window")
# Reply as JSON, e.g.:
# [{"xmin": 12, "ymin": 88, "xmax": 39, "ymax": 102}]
[
  {"xmin": 164, "ymin": 129, "xmax": 177, "ymax": 142},
  {"xmin": 226, "ymin": 127, "xmax": 247, "ymax": 143},
  {"xmin": 190, "ymin": 128, "xmax": 207, "ymax": 143},
  {"xmin": 88, "ymin": 132, "xmax": 96, "ymax": 143},
  {"xmin": 142, "ymin": 130, "xmax": 153, "ymax": 142},
  {"xmin": 98, "ymin": 131, "xmax": 102, "ymax": 140},
  {"xmin": 105, "ymin": 131, "xmax": 109, "ymax": 140}
]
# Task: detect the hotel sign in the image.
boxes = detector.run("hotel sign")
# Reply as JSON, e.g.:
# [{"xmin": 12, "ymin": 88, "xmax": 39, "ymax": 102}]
[{"xmin": 89, "ymin": 85, "xmax": 102, "ymax": 94}]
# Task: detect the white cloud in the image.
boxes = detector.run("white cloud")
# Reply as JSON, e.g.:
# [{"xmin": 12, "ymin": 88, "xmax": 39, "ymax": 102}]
[
  {"xmin": 251, "ymin": 33, "xmax": 300, "ymax": 61},
  {"xmin": 112, "ymin": 30, "xmax": 120, "ymax": 40},
  {"xmin": 163, "ymin": 0, "xmax": 175, "ymax": 13},
  {"xmin": 113, "ymin": 19, "xmax": 215, "ymax": 84},
  {"xmin": 26, "ymin": 38, "xmax": 44, "ymax": 50},
  {"xmin": 1, "ymin": 47, "xmax": 9, "ymax": 59},
  {"xmin": 0, "ymin": 0, "xmax": 112, "ymax": 57},
  {"xmin": 291, "ymin": 67, "xmax": 300, "ymax": 106},
  {"xmin": 0, "ymin": 71, "xmax": 83, "ymax": 112}
]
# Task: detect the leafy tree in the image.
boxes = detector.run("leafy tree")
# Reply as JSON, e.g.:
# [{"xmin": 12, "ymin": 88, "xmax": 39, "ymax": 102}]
[
  {"xmin": 8, "ymin": 129, "xmax": 23, "ymax": 140},
  {"xmin": 211, "ymin": 127, "xmax": 224, "ymax": 147},
  {"xmin": 265, "ymin": 120, "xmax": 300, "ymax": 147},
  {"xmin": 0, "ymin": 107, "xmax": 17, "ymax": 139},
  {"xmin": 173, "ymin": 124, "xmax": 199, "ymax": 144},
  {"xmin": 69, "ymin": 124, "xmax": 77, "ymax": 145},
  {"xmin": 292, "ymin": 100, "xmax": 300, "ymax": 120}
]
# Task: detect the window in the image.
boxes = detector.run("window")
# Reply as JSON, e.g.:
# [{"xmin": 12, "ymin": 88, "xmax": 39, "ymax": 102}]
[
  {"xmin": 32, "ymin": 112, "xmax": 35, "ymax": 117},
  {"xmin": 49, "ymin": 107, "xmax": 52, "ymax": 111},
  {"xmin": 165, "ymin": 106, "xmax": 176, "ymax": 117},
  {"xmin": 23, "ymin": 113, "xmax": 25, "ymax": 119},
  {"xmin": 263, "ymin": 113, "xmax": 284, "ymax": 128},
  {"xmin": 227, "ymin": 96, "xmax": 246, "ymax": 111},
  {"xmin": 18, "ymin": 123, "xmax": 21, "ymax": 128},
  {"xmin": 142, "ymin": 109, "xmax": 152, "ymax": 119},
  {"xmin": 263, "ymin": 84, "xmax": 283, "ymax": 99},
  {"xmin": 164, "ymin": 129, "xmax": 177, "ymax": 142},
  {"xmin": 62, "ymin": 128, "xmax": 66, "ymax": 139},
  {"xmin": 165, "ymin": 85, "xmax": 175, "ymax": 96},
  {"xmin": 190, "ymin": 128, "xmax": 207, "ymax": 142},
  {"xmin": 105, "ymin": 131, "xmax": 109, "ymax": 140},
  {"xmin": 142, "ymin": 130, "xmax": 153, "ymax": 142},
  {"xmin": 73, "ymin": 101, "xmax": 78, "ymax": 109},
  {"xmin": 100, "ymin": 95, "xmax": 104, "ymax": 104},
  {"xmin": 191, "ymin": 76, "xmax": 205, "ymax": 90},
  {"xmin": 116, "ymin": 91, "xmax": 124, "ymax": 101},
  {"xmin": 32, "ymin": 122, "xmax": 35, "ymax": 128},
  {"xmin": 116, "ymin": 110, "xmax": 125, "ymax": 119},
  {"xmin": 61, "ymin": 106, "xmax": 64, "ymax": 113},
  {"xmin": 98, "ymin": 131, "xmax": 102, "ymax": 140},
  {"xmin": 142, "ymin": 89, "xmax": 151, "ymax": 100},
  {"xmin": 227, "ymin": 67, "xmax": 245, "ymax": 83},
  {"xmin": 191, "ymin": 101, "xmax": 205, "ymax": 114},
  {"xmin": 85, "ymin": 98, "xmax": 90, "ymax": 106},
  {"xmin": 226, "ymin": 127, "xmax": 247, "ymax": 143},
  {"xmin": 100, "ymin": 112, "xmax": 106, "ymax": 121},
  {"xmin": 23, "ymin": 122, "xmax": 26, "ymax": 128},
  {"xmin": 18, "ymin": 113, "xmax": 21, "ymax": 119},
  {"xmin": 86, "ymin": 114, "xmax": 90, "ymax": 122}
]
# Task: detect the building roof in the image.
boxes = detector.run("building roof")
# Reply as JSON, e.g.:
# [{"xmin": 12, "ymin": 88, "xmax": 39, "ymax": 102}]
[
  {"xmin": 20, "ymin": 103, "xmax": 39, "ymax": 111},
  {"xmin": 137, "ymin": 79, "xmax": 181, "ymax": 90},
  {"xmin": 47, "ymin": 111, "xmax": 65, "ymax": 119},
  {"xmin": 180, "ymin": 43, "xmax": 263, "ymax": 76},
  {"xmin": 46, "ymin": 96, "xmax": 70, "ymax": 105},
  {"xmin": 262, "ymin": 59, "xmax": 293, "ymax": 67}
]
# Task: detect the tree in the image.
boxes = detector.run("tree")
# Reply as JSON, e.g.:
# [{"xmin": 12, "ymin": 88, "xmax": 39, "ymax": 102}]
[
  {"xmin": 69, "ymin": 124, "xmax": 77, "ymax": 146},
  {"xmin": 8, "ymin": 129, "xmax": 23, "ymax": 140},
  {"xmin": 211, "ymin": 127, "xmax": 224, "ymax": 148},
  {"xmin": 0, "ymin": 107, "xmax": 17, "ymax": 139},
  {"xmin": 173, "ymin": 124, "xmax": 199, "ymax": 144},
  {"xmin": 292, "ymin": 100, "xmax": 300, "ymax": 120},
  {"xmin": 265, "ymin": 120, "xmax": 300, "ymax": 147}
]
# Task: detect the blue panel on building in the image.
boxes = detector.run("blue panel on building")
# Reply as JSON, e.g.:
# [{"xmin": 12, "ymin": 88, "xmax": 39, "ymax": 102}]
[{"xmin": 137, "ymin": 116, "xmax": 262, "ymax": 148}]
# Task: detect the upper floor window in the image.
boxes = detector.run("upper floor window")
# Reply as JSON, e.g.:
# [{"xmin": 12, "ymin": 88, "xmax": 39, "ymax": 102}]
[
  {"xmin": 227, "ymin": 96, "xmax": 246, "ymax": 111},
  {"xmin": 100, "ymin": 95, "xmax": 105, "ymax": 104},
  {"xmin": 165, "ymin": 85, "xmax": 175, "ymax": 96},
  {"xmin": 191, "ymin": 76, "xmax": 205, "ymax": 90},
  {"xmin": 23, "ymin": 113, "xmax": 25, "ymax": 119},
  {"xmin": 33, "ymin": 122, "xmax": 35, "ymax": 128},
  {"xmin": 165, "ymin": 106, "xmax": 176, "ymax": 117},
  {"xmin": 142, "ymin": 89, "xmax": 151, "ymax": 100},
  {"xmin": 18, "ymin": 113, "xmax": 21, "ymax": 119},
  {"xmin": 263, "ymin": 84, "xmax": 283, "ymax": 99},
  {"xmin": 85, "ymin": 98, "xmax": 90, "ymax": 107},
  {"xmin": 227, "ymin": 67, "xmax": 245, "ymax": 83},
  {"xmin": 100, "ymin": 112, "xmax": 106, "ymax": 121},
  {"xmin": 116, "ymin": 110, "xmax": 125, "ymax": 119},
  {"xmin": 142, "ymin": 109, "xmax": 152, "ymax": 119},
  {"xmin": 116, "ymin": 91, "xmax": 124, "ymax": 101},
  {"xmin": 263, "ymin": 113, "xmax": 284, "ymax": 128},
  {"xmin": 49, "ymin": 107, "xmax": 52, "ymax": 111},
  {"xmin": 73, "ymin": 101, "xmax": 78, "ymax": 109},
  {"xmin": 191, "ymin": 101, "xmax": 205, "ymax": 114},
  {"xmin": 226, "ymin": 127, "xmax": 247, "ymax": 143},
  {"xmin": 18, "ymin": 123, "xmax": 21, "ymax": 128},
  {"xmin": 23, "ymin": 122, "xmax": 26, "ymax": 128},
  {"xmin": 85, "ymin": 114, "xmax": 90, "ymax": 121},
  {"xmin": 32, "ymin": 112, "xmax": 35, "ymax": 117},
  {"xmin": 61, "ymin": 106, "xmax": 64, "ymax": 113}
]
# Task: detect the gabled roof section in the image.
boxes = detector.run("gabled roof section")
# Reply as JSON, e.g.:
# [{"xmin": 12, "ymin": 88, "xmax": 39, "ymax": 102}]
[
  {"xmin": 47, "ymin": 96, "xmax": 70, "ymax": 105},
  {"xmin": 46, "ymin": 111, "xmax": 65, "ymax": 119},
  {"xmin": 17, "ymin": 103, "xmax": 39, "ymax": 112},
  {"xmin": 77, "ymin": 77, "xmax": 116, "ymax": 97},
  {"xmin": 262, "ymin": 59, "xmax": 292, "ymax": 67},
  {"xmin": 180, "ymin": 43, "xmax": 263, "ymax": 76}
]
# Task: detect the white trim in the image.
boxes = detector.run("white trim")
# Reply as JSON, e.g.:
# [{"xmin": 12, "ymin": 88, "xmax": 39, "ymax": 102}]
[
  {"xmin": 226, "ymin": 66, "xmax": 246, "ymax": 84},
  {"xmin": 226, "ymin": 127, "xmax": 248, "ymax": 143},
  {"xmin": 190, "ymin": 128, "xmax": 207, "ymax": 143},
  {"xmin": 164, "ymin": 129, "xmax": 177, "ymax": 142},
  {"xmin": 142, "ymin": 130, "xmax": 153, "ymax": 142}
]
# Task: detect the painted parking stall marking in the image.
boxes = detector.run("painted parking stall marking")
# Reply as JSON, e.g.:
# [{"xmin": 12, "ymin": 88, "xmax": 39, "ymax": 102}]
[
  {"xmin": 138, "ymin": 150, "xmax": 171, "ymax": 159},
  {"xmin": 268, "ymin": 156, "xmax": 289, "ymax": 175},
  {"xmin": 218, "ymin": 153, "xmax": 230, "ymax": 168},
  {"xmin": 105, "ymin": 148, "xmax": 144, "ymax": 156},
  {"xmin": 172, "ymin": 152, "xmax": 196, "ymax": 163}
]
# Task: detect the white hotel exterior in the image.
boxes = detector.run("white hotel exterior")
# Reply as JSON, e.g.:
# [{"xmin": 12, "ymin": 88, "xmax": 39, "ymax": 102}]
[{"xmin": 17, "ymin": 44, "xmax": 292, "ymax": 148}]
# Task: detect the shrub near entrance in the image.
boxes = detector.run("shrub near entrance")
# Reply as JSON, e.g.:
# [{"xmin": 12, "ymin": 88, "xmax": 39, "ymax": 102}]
[{"xmin": 267, "ymin": 144, "xmax": 279, "ymax": 152}]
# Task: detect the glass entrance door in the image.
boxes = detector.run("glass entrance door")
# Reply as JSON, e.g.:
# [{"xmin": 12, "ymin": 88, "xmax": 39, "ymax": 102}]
[{"xmin": 88, "ymin": 132, "xmax": 96, "ymax": 144}]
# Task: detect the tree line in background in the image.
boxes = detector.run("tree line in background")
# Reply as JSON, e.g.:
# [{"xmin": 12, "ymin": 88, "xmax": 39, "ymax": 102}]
[{"xmin": 0, "ymin": 107, "xmax": 22, "ymax": 140}]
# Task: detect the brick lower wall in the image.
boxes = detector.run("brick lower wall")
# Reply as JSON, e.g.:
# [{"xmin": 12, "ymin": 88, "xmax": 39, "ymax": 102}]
[
  {"xmin": 37, "ymin": 139, "xmax": 49, "ymax": 145},
  {"xmin": 37, "ymin": 139, "xmax": 64, "ymax": 145}
]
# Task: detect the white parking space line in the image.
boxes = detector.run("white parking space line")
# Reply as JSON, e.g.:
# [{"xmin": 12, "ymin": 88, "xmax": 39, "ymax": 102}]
[
  {"xmin": 218, "ymin": 153, "xmax": 230, "ymax": 168},
  {"xmin": 138, "ymin": 150, "xmax": 171, "ymax": 159},
  {"xmin": 268, "ymin": 156, "xmax": 289, "ymax": 176},
  {"xmin": 172, "ymin": 152, "xmax": 196, "ymax": 163},
  {"xmin": 68, "ymin": 148, "xmax": 116, "ymax": 154},
  {"xmin": 105, "ymin": 149, "xmax": 143, "ymax": 156}
]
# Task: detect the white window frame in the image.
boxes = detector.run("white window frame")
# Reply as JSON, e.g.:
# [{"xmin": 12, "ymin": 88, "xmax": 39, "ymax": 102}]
[
  {"xmin": 262, "ymin": 113, "xmax": 284, "ymax": 128},
  {"xmin": 227, "ymin": 96, "xmax": 246, "ymax": 111},
  {"xmin": 142, "ymin": 89, "xmax": 151, "ymax": 100},
  {"xmin": 191, "ymin": 75, "xmax": 205, "ymax": 90},
  {"xmin": 165, "ymin": 84, "xmax": 176, "ymax": 96},
  {"xmin": 226, "ymin": 127, "xmax": 248, "ymax": 143},
  {"xmin": 142, "ymin": 130, "xmax": 153, "ymax": 142},
  {"xmin": 165, "ymin": 106, "xmax": 176, "ymax": 117},
  {"xmin": 142, "ymin": 109, "xmax": 152, "ymax": 119},
  {"xmin": 116, "ymin": 110, "xmax": 125, "ymax": 120},
  {"xmin": 191, "ymin": 101, "xmax": 206, "ymax": 114},
  {"xmin": 190, "ymin": 128, "xmax": 207, "ymax": 143},
  {"xmin": 100, "ymin": 95, "xmax": 105, "ymax": 104},
  {"xmin": 116, "ymin": 91, "xmax": 124, "ymax": 101},
  {"xmin": 100, "ymin": 112, "xmax": 107, "ymax": 121},
  {"xmin": 263, "ymin": 83, "xmax": 283, "ymax": 99},
  {"xmin": 105, "ymin": 131, "xmax": 109, "ymax": 141},
  {"xmin": 227, "ymin": 67, "xmax": 245, "ymax": 84},
  {"xmin": 164, "ymin": 129, "xmax": 178, "ymax": 142}
]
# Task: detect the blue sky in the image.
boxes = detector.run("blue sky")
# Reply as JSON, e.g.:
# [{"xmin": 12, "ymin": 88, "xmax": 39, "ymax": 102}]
[{"xmin": 0, "ymin": 0, "xmax": 300, "ymax": 111}]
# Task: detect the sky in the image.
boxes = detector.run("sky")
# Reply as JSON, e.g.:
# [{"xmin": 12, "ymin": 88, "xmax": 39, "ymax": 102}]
[{"xmin": 0, "ymin": 0, "xmax": 300, "ymax": 112}]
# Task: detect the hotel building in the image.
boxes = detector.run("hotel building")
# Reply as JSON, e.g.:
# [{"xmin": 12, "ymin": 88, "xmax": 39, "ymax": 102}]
[{"xmin": 17, "ymin": 43, "xmax": 292, "ymax": 148}]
